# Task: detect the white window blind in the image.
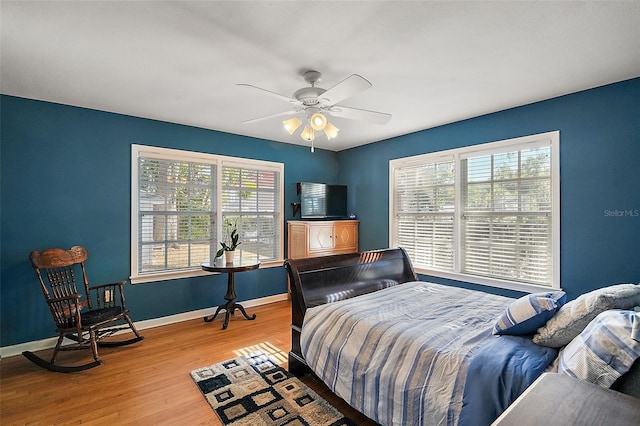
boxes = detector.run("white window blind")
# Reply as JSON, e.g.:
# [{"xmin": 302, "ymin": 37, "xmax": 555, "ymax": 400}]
[
  {"xmin": 390, "ymin": 132, "xmax": 559, "ymax": 292},
  {"xmin": 136, "ymin": 156, "xmax": 216, "ymax": 275},
  {"xmin": 461, "ymin": 145, "xmax": 552, "ymax": 286},
  {"xmin": 393, "ymin": 158, "xmax": 455, "ymax": 270},
  {"xmin": 220, "ymin": 164, "xmax": 280, "ymax": 262},
  {"xmin": 131, "ymin": 145, "xmax": 284, "ymax": 283}
]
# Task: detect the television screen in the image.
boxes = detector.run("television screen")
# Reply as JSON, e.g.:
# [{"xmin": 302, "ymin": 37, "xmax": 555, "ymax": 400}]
[{"xmin": 299, "ymin": 182, "xmax": 347, "ymax": 219}]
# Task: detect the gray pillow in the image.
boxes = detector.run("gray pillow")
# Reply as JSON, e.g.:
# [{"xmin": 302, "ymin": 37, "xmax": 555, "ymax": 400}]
[{"xmin": 533, "ymin": 283, "xmax": 640, "ymax": 348}]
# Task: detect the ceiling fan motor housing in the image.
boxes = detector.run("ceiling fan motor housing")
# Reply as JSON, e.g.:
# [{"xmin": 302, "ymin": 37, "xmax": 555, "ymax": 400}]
[{"xmin": 293, "ymin": 87, "xmax": 327, "ymax": 106}]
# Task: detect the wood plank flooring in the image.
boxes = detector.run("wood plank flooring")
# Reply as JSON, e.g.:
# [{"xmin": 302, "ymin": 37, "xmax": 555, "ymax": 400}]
[{"xmin": 0, "ymin": 300, "xmax": 377, "ymax": 425}]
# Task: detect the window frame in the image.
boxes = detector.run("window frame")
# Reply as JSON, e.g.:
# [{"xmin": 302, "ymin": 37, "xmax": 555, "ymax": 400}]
[
  {"xmin": 389, "ymin": 131, "xmax": 560, "ymax": 294},
  {"xmin": 131, "ymin": 144, "xmax": 284, "ymax": 284}
]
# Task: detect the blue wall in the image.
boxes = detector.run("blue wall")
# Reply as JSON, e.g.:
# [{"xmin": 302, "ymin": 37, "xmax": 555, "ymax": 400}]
[
  {"xmin": 0, "ymin": 96, "xmax": 340, "ymax": 347},
  {"xmin": 338, "ymin": 78, "xmax": 640, "ymax": 300},
  {"xmin": 2, "ymin": 78, "xmax": 639, "ymax": 347}
]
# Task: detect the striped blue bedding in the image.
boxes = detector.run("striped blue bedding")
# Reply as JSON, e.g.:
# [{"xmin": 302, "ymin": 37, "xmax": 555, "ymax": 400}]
[{"xmin": 300, "ymin": 281, "xmax": 521, "ymax": 425}]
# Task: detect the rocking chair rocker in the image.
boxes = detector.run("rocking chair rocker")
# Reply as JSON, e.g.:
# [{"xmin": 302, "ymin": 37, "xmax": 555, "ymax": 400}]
[{"xmin": 23, "ymin": 246, "xmax": 144, "ymax": 372}]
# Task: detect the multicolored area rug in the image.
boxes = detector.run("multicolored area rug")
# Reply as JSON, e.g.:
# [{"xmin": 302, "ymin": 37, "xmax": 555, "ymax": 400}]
[{"xmin": 191, "ymin": 350, "xmax": 354, "ymax": 426}]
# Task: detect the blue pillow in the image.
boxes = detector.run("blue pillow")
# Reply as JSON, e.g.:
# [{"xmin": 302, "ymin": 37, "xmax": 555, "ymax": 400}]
[
  {"xmin": 559, "ymin": 310, "xmax": 640, "ymax": 388},
  {"xmin": 493, "ymin": 291, "xmax": 567, "ymax": 336}
]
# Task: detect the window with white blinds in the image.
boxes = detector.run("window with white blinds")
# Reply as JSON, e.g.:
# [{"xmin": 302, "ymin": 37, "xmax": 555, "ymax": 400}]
[
  {"xmin": 390, "ymin": 132, "xmax": 559, "ymax": 292},
  {"xmin": 393, "ymin": 157, "xmax": 455, "ymax": 270},
  {"xmin": 131, "ymin": 145, "xmax": 284, "ymax": 283},
  {"xmin": 220, "ymin": 164, "xmax": 280, "ymax": 263}
]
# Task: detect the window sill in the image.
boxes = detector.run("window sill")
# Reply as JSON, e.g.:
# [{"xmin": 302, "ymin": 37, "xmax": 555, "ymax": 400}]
[
  {"xmin": 414, "ymin": 267, "xmax": 560, "ymax": 294},
  {"xmin": 130, "ymin": 260, "xmax": 284, "ymax": 284}
]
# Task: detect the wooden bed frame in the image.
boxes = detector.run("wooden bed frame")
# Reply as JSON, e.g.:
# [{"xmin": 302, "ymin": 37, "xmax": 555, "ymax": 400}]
[
  {"xmin": 284, "ymin": 247, "xmax": 640, "ymax": 400},
  {"xmin": 284, "ymin": 247, "xmax": 418, "ymax": 375}
]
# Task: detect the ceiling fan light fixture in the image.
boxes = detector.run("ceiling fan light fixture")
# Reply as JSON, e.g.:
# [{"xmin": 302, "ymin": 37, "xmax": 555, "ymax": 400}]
[
  {"xmin": 323, "ymin": 122, "xmax": 339, "ymax": 140},
  {"xmin": 310, "ymin": 112, "xmax": 327, "ymax": 131},
  {"xmin": 300, "ymin": 126, "xmax": 315, "ymax": 142},
  {"xmin": 283, "ymin": 117, "xmax": 302, "ymax": 135},
  {"xmin": 240, "ymin": 71, "xmax": 390, "ymax": 149}
]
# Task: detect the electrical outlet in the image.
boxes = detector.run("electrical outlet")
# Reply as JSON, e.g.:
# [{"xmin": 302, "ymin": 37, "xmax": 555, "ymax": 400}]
[{"xmin": 104, "ymin": 289, "xmax": 112, "ymax": 303}]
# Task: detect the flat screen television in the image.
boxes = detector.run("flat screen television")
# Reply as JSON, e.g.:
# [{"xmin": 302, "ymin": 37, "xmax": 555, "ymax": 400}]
[{"xmin": 298, "ymin": 182, "xmax": 347, "ymax": 219}]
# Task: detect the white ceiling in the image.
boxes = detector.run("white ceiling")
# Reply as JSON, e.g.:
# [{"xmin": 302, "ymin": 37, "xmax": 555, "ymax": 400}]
[{"xmin": 2, "ymin": 1, "xmax": 639, "ymax": 151}]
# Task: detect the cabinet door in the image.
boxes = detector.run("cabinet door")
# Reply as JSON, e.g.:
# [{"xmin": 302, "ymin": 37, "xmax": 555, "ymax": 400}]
[
  {"xmin": 287, "ymin": 222, "xmax": 308, "ymax": 259},
  {"xmin": 308, "ymin": 223, "xmax": 335, "ymax": 252},
  {"xmin": 334, "ymin": 221, "xmax": 358, "ymax": 251}
]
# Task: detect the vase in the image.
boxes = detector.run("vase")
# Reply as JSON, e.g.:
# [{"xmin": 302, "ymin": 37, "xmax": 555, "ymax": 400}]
[{"xmin": 225, "ymin": 250, "xmax": 235, "ymax": 264}]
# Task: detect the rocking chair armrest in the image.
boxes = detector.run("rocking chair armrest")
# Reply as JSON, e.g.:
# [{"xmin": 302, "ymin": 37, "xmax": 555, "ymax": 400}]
[
  {"xmin": 47, "ymin": 293, "xmax": 84, "ymax": 326},
  {"xmin": 88, "ymin": 280, "xmax": 126, "ymax": 291},
  {"xmin": 88, "ymin": 281, "xmax": 127, "ymax": 309},
  {"xmin": 48, "ymin": 293, "xmax": 82, "ymax": 304}
]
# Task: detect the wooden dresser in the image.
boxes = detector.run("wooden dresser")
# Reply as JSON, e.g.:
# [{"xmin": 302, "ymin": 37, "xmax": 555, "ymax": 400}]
[{"xmin": 287, "ymin": 220, "xmax": 359, "ymax": 259}]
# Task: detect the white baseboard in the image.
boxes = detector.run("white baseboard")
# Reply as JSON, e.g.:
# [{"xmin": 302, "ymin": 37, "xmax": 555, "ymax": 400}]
[{"xmin": 0, "ymin": 293, "xmax": 288, "ymax": 359}]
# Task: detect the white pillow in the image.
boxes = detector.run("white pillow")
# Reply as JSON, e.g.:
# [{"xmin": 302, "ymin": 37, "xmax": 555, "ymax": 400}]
[
  {"xmin": 533, "ymin": 283, "xmax": 640, "ymax": 348},
  {"xmin": 558, "ymin": 310, "xmax": 640, "ymax": 388}
]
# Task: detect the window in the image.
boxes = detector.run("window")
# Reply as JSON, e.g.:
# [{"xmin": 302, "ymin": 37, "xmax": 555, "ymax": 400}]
[
  {"xmin": 131, "ymin": 145, "xmax": 283, "ymax": 283},
  {"xmin": 390, "ymin": 132, "xmax": 559, "ymax": 293}
]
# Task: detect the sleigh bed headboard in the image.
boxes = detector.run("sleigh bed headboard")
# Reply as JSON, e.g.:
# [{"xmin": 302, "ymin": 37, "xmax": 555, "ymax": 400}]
[{"xmin": 284, "ymin": 247, "xmax": 418, "ymax": 374}]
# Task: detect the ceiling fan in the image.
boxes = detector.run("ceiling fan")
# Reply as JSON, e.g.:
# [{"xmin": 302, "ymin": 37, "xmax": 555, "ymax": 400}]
[{"xmin": 238, "ymin": 70, "xmax": 391, "ymax": 150}]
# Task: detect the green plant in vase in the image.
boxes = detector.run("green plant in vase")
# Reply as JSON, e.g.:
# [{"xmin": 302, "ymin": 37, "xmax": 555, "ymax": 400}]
[{"xmin": 216, "ymin": 220, "xmax": 241, "ymax": 262}]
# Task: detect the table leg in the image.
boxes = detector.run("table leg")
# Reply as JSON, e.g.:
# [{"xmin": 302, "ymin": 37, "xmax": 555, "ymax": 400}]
[
  {"xmin": 203, "ymin": 304, "xmax": 225, "ymax": 323},
  {"xmin": 234, "ymin": 303, "xmax": 257, "ymax": 321},
  {"xmin": 203, "ymin": 271, "xmax": 256, "ymax": 329}
]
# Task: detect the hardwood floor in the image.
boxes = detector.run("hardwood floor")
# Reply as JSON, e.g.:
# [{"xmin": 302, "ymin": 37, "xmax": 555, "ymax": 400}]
[{"xmin": 0, "ymin": 300, "xmax": 377, "ymax": 425}]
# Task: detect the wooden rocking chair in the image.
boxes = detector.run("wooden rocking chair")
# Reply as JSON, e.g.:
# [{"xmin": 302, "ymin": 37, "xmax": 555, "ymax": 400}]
[{"xmin": 23, "ymin": 246, "xmax": 144, "ymax": 372}]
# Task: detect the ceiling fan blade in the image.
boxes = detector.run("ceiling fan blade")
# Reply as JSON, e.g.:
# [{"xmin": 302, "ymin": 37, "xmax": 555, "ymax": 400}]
[
  {"xmin": 237, "ymin": 84, "xmax": 301, "ymax": 106},
  {"xmin": 242, "ymin": 110, "xmax": 299, "ymax": 124},
  {"xmin": 319, "ymin": 74, "xmax": 372, "ymax": 105},
  {"xmin": 328, "ymin": 105, "xmax": 392, "ymax": 125}
]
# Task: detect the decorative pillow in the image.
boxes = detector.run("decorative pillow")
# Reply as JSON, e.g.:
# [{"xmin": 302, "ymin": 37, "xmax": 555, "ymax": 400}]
[
  {"xmin": 533, "ymin": 283, "xmax": 640, "ymax": 348},
  {"xmin": 493, "ymin": 291, "xmax": 567, "ymax": 336},
  {"xmin": 633, "ymin": 306, "xmax": 640, "ymax": 342},
  {"xmin": 558, "ymin": 310, "xmax": 640, "ymax": 388}
]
